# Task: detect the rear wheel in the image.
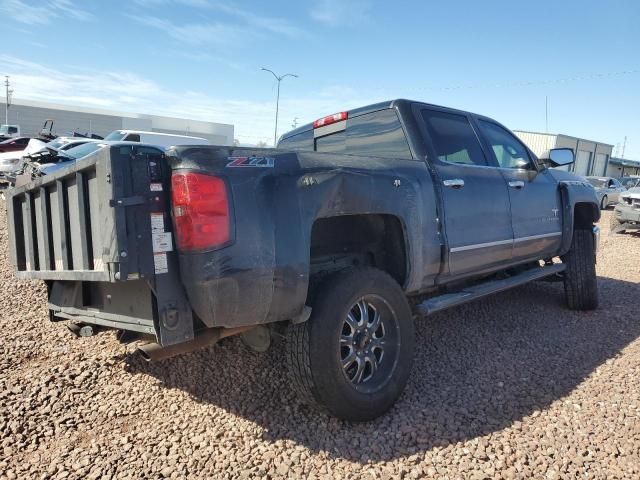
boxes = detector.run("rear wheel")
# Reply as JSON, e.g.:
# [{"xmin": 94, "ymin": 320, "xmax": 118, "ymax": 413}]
[
  {"xmin": 600, "ymin": 195, "xmax": 608, "ymax": 210},
  {"xmin": 562, "ymin": 229, "xmax": 598, "ymax": 310},
  {"xmin": 286, "ymin": 268, "xmax": 414, "ymax": 421}
]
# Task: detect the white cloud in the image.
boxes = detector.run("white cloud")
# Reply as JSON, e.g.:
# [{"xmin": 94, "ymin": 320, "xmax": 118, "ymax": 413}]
[
  {"xmin": 310, "ymin": 0, "xmax": 372, "ymax": 27},
  {"xmin": 0, "ymin": 0, "xmax": 92, "ymax": 24},
  {"xmin": 131, "ymin": 15, "xmax": 250, "ymax": 46},
  {"xmin": 1, "ymin": 56, "xmax": 381, "ymax": 145},
  {"xmin": 130, "ymin": 0, "xmax": 304, "ymax": 45}
]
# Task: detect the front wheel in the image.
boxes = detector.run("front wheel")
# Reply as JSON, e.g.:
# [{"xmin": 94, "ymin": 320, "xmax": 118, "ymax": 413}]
[
  {"xmin": 286, "ymin": 268, "xmax": 414, "ymax": 421},
  {"xmin": 562, "ymin": 229, "xmax": 598, "ymax": 310}
]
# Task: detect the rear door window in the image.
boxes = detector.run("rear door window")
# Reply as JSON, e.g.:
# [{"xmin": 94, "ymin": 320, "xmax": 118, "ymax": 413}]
[
  {"xmin": 421, "ymin": 110, "xmax": 488, "ymax": 166},
  {"xmin": 315, "ymin": 109, "xmax": 412, "ymax": 158},
  {"xmin": 346, "ymin": 109, "xmax": 412, "ymax": 159}
]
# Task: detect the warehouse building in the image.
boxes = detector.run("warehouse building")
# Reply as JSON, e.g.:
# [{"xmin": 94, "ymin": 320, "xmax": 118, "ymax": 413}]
[
  {"xmin": 514, "ymin": 131, "xmax": 613, "ymax": 177},
  {"xmin": 1, "ymin": 97, "xmax": 234, "ymax": 145},
  {"xmin": 606, "ymin": 157, "xmax": 640, "ymax": 177}
]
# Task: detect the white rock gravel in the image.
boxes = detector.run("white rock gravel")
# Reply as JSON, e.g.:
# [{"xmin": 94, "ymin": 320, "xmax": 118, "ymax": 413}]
[{"xmin": 0, "ymin": 199, "xmax": 639, "ymax": 479}]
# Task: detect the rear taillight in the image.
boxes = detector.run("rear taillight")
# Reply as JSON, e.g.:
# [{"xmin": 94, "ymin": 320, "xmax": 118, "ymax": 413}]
[
  {"xmin": 171, "ymin": 172, "xmax": 230, "ymax": 251},
  {"xmin": 313, "ymin": 111, "xmax": 348, "ymax": 128}
]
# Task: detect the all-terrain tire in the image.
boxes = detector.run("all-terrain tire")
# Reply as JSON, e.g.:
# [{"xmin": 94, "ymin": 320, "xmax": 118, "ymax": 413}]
[
  {"xmin": 562, "ymin": 229, "xmax": 598, "ymax": 310},
  {"xmin": 286, "ymin": 267, "xmax": 414, "ymax": 421}
]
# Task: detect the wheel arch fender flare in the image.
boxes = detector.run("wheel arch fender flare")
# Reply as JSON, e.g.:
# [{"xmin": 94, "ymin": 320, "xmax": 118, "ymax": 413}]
[{"xmin": 558, "ymin": 181, "xmax": 601, "ymax": 255}]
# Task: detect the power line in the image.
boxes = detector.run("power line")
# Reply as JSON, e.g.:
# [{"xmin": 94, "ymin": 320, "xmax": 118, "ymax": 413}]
[{"xmin": 416, "ymin": 68, "xmax": 640, "ymax": 92}]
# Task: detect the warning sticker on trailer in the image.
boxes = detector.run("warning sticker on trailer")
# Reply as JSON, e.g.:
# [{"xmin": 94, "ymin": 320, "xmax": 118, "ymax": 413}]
[
  {"xmin": 153, "ymin": 253, "xmax": 168, "ymax": 274},
  {"xmin": 152, "ymin": 232, "xmax": 173, "ymax": 253},
  {"xmin": 150, "ymin": 183, "xmax": 163, "ymax": 191},
  {"xmin": 150, "ymin": 212, "xmax": 165, "ymax": 233}
]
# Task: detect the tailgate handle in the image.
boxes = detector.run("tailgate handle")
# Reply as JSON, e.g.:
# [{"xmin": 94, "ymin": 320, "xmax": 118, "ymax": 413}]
[{"xmin": 109, "ymin": 195, "xmax": 146, "ymax": 207}]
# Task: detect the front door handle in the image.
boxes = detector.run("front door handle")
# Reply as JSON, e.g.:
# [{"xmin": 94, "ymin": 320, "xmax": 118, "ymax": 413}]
[
  {"xmin": 508, "ymin": 180, "xmax": 525, "ymax": 189},
  {"xmin": 443, "ymin": 178, "xmax": 464, "ymax": 189}
]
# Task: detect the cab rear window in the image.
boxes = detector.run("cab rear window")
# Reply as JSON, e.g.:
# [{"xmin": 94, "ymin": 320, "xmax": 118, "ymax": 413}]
[
  {"xmin": 279, "ymin": 109, "xmax": 413, "ymax": 160},
  {"xmin": 278, "ymin": 129, "xmax": 313, "ymax": 151}
]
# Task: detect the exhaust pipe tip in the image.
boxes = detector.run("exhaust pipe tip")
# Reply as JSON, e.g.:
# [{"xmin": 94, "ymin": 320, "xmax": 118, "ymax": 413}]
[{"xmin": 134, "ymin": 325, "xmax": 255, "ymax": 362}]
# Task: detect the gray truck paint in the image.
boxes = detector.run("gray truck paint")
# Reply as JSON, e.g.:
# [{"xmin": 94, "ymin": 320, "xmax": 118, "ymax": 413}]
[{"xmin": 5, "ymin": 99, "xmax": 601, "ymax": 345}]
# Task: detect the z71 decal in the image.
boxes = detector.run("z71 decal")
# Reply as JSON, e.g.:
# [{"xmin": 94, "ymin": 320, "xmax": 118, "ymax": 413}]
[{"xmin": 226, "ymin": 156, "xmax": 275, "ymax": 168}]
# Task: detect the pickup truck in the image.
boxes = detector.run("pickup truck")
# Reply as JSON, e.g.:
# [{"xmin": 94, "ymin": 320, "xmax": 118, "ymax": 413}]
[
  {"xmin": 5, "ymin": 99, "xmax": 600, "ymax": 421},
  {"xmin": 0, "ymin": 124, "xmax": 20, "ymax": 141}
]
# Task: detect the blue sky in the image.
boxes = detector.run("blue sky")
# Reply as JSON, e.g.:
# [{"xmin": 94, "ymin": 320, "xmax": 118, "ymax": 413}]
[{"xmin": 1, "ymin": 0, "xmax": 639, "ymax": 157}]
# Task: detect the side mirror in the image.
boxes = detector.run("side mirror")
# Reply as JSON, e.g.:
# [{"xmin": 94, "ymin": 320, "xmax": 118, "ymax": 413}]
[{"xmin": 542, "ymin": 148, "xmax": 574, "ymax": 167}]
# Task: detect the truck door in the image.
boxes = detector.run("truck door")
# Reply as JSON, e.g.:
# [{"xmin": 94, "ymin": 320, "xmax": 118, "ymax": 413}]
[
  {"xmin": 419, "ymin": 107, "xmax": 513, "ymax": 276},
  {"xmin": 476, "ymin": 119, "xmax": 562, "ymax": 262}
]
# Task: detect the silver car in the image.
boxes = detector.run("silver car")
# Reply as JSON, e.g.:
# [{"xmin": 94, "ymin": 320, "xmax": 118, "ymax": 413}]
[{"xmin": 585, "ymin": 176, "xmax": 626, "ymax": 209}]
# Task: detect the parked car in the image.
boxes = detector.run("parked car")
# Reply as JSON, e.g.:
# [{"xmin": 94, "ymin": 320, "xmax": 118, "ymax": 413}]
[
  {"xmin": 0, "ymin": 138, "xmax": 47, "ymax": 180},
  {"xmin": 585, "ymin": 176, "xmax": 626, "ymax": 209},
  {"xmin": 6, "ymin": 99, "xmax": 601, "ymax": 421},
  {"xmin": 0, "ymin": 137, "xmax": 31, "ymax": 153},
  {"xmin": 610, "ymin": 187, "xmax": 640, "ymax": 233},
  {"xmin": 24, "ymin": 136, "xmax": 100, "ymax": 165},
  {"xmin": 33, "ymin": 141, "xmax": 109, "ymax": 176},
  {"xmin": 620, "ymin": 176, "xmax": 640, "ymax": 190},
  {"xmin": 0, "ymin": 137, "xmax": 98, "ymax": 184},
  {"xmin": 104, "ymin": 130, "xmax": 210, "ymax": 147}
]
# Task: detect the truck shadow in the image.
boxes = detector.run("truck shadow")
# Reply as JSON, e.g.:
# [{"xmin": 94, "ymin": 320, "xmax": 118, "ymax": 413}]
[{"xmin": 123, "ymin": 276, "xmax": 640, "ymax": 463}]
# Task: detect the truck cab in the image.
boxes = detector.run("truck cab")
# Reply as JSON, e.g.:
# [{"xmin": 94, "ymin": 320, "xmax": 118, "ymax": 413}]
[{"xmin": 0, "ymin": 124, "xmax": 20, "ymax": 141}]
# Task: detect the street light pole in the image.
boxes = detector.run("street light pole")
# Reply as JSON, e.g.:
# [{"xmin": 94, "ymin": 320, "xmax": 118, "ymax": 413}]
[{"xmin": 261, "ymin": 67, "xmax": 298, "ymax": 146}]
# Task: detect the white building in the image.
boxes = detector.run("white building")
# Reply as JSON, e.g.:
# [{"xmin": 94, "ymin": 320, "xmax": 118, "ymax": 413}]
[
  {"xmin": 514, "ymin": 131, "xmax": 613, "ymax": 177},
  {"xmin": 606, "ymin": 157, "xmax": 640, "ymax": 177},
  {"xmin": 1, "ymin": 97, "xmax": 234, "ymax": 145}
]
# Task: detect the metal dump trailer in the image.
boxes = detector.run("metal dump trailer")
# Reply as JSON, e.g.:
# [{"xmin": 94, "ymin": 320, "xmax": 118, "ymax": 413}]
[{"xmin": 5, "ymin": 143, "xmax": 194, "ymax": 346}]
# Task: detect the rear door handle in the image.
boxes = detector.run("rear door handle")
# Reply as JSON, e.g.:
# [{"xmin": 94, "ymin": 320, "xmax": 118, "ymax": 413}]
[
  {"xmin": 508, "ymin": 180, "xmax": 525, "ymax": 189},
  {"xmin": 443, "ymin": 179, "xmax": 464, "ymax": 189}
]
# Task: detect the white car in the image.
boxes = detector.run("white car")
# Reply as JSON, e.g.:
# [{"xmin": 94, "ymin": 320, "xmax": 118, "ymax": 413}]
[
  {"xmin": 104, "ymin": 130, "xmax": 209, "ymax": 147},
  {"xmin": 0, "ymin": 138, "xmax": 46, "ymax": 176},
  {"xmin": 0, "ymin": 137, "xmax": 99, "ymax": 177}
]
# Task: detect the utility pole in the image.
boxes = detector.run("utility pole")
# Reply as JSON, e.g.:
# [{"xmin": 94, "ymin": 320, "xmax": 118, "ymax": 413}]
[
  {"xmin": 261, "ymin": 67, "xmax": 298, "ymax": 146},
  {"xmin": 545, "ymin": 96, "xmax": 549, "ymax": 133},
  {"xmin": 4, "ymin": 76, "xmax": 13, "ymax": 125},
  {"xmin": 621, "ymin": 136, "xmax": 627, "ymax": 159},
  {"xmin": 292, "ymin": 117, "xmax": 299, "ymax": 129}
]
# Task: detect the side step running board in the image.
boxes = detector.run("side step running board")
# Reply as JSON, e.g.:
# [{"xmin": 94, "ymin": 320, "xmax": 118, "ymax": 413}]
[{"xmin": 416, "ymin": 263, "xmax": 566, "ymax": 316}]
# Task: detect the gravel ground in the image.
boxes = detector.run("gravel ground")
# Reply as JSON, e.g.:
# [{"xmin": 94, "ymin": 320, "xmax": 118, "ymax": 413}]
[{"xmin": 1, "ymin": 199, "xmax": 639, "ymax": 480}]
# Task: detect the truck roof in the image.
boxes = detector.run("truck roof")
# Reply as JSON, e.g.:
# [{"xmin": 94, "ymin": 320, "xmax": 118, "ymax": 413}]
[{"xmin": 279, "ymin": 99, "xmax": 481, "ymax": 142}]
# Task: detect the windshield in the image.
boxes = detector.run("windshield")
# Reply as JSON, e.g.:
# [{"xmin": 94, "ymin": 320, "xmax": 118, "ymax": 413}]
[
  {"xmin": 60, "ymin": 142, "xmax": 106, "ymax": 160},
  {"xmin": 622, "ymin": 177, "xmax": 640, "ymax": 188},
  {"xmin": 104, "ymin": 130, "xmax": 127, "ymax": 141},
  {"xmin": 587, "ymin": 178, "xmax": 607, "ymax": 188},
  {"xmin": 45, "ymin": 139, "xmax": 68, "ymax": 150}
]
